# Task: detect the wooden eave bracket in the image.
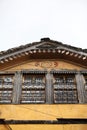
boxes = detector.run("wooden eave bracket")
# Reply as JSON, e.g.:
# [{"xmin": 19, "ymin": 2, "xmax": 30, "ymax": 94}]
[{"xmin": 0, "ymin": 47, "xmax": 87, "ymax": 64}]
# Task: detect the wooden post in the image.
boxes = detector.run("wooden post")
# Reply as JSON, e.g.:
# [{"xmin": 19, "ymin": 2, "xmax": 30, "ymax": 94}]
[
  {"xmin": 46, "ymin": 72, "xmax": 53, "ymax": 104},
  {"xmin": 75, "ymin": 72, "xmax": 85, "ymax": 103},
  {"xmin": 81, "ymin": 74, "xmax": 87, "ymax": 103},
  {"xmin": 12, "ymin": 71, "xmax": 22, "ymax": 104}
]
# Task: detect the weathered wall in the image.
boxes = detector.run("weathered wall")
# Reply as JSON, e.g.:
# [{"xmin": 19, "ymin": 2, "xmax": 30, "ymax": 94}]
[
  {"xmin": 0, "ymin": 125, "xmax": 10, "ymax": 130},
  {"xmin": 9, "ymin": 124, "xmax": 87, "ymax": 130},
  {"xmin": 0, "ymin": 59, "xmax": 87, "ymax": 130},
  {"xmin": 1, "ymin": 124, "xmax": 87, "ymax": 130},
  {"xmin": 0, "ymin": 105, "xmax": 87, "ymax": 120},
  {"xmin": 0, "ymin": 105, "xmax": 87, "ymax": 130},
  {"xmin": 2, "ymin": 59, "xmax": 84, "ymax": 71}
]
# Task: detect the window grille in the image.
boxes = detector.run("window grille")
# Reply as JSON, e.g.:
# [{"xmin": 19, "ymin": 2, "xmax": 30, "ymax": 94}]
[
  {"xmin": 84, "ymin": 76, "xmax": 87, "ymax": 90},
  {"xmin": 0, "ymin": 75, "xmax": 14, "ymax": 103},
  {"xmin": 21, "ymin": 74, "xmax": 45, "ymax": 103},
  {"xmin": 53, "ymin": 74, "xmax": 78, "ymax": 103},
  {"xmin": 84, "ymin": 75, "xmax": 87, "ymax": 102}
]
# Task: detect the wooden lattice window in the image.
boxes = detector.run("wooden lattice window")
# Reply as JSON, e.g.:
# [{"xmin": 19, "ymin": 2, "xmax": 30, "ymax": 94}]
[
  {"xmin": 83, "ymin": 75, "xmax": 87, "ymax": 101},
  {"xmin": 21, "ymin": 74, "xmax": 46, "ymax": 103},
  {"xmin": 0, "ymin": 74, "xmax": 14, "ymax": 103},
  {"xmin": 53, "ymin": 74, "xmax": 78, "ymax": 104},
  {"xmin": 84, "ymin": 76, "xmax": 87, "ymax": 90}
]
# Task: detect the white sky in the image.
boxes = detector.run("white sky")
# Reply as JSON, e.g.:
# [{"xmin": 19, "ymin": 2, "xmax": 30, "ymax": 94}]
[{"xmin": 0, "ymin": 0, "xmax": 87, "ymax": 51}]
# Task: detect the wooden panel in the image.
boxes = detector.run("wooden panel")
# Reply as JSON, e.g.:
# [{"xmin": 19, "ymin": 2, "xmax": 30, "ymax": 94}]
[
  {"xmin": 75, "ymin": 73, "xmax": 85, "ymax": 103},
  {"xmin": 82, "ymin": 75, "xmax": 87, "ymax": 103},
  {"xmin": 46, "ymin": 73, "xmax": 53, "ymax": 104},
  {"xmin": 53, "ymin": 74, "xmax": 78, "ymax": 103},
  {"xmin": 0, "ymin": 74, "xmax": 14, "ymax": 103},
  {"xmin": 21, "ymin": 74, "xmax": 46, "ymax": 103},
  {"xmin": 12, "ymin": 72, "xmax": 22, "ymax": 104},
  {"xmin": 2, "ymin": 60, "xmax": 85, "ymax": 71}
]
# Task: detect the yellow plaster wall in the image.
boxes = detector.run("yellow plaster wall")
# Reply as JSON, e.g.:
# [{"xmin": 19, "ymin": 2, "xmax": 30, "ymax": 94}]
[
  {"xmin": 0, "ymin": 125, "xmax": 10, "ymax": 130},
  {"xmin": 9, "ymin": 124, "xmax": 87, "ymax": 130},
  {"xmin": 0, "ymin": 105, "xmax": 87, "ymax": 130},
  {"xmin": 1, "ymin": 124, "xmax": 87, "ymax": 130},
  {"xmin": 0, "ymin": 60, "xmax": 87, "ymax": 129},
  {"xmin": 0, "ymin": 105, "xmax": 87, "ymax": 120}
]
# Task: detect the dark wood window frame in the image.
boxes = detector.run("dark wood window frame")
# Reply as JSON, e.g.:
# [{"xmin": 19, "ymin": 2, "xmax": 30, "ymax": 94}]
[
  {"xmin": 21, "ymin": 73, "xmax": 46, "ymax": 104},
  {"xmin": 0, "ymin": 72, "xmax": 14, "ymax": 104},
  {"xmin": 80, "ymin": 71, "xmax": 87, "ymax": 103},
  {"xmin": 53, "ymin": 74, "xmax": 78, "ymax": 104},
  {"xmin": 0, "ymin": 70, "xmax": 87, "ymax": 104}
]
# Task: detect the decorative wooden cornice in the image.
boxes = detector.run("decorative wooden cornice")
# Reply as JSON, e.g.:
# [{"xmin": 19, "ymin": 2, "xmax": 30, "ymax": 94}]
[
  {"xmin": 50, "ymin": 69, "xmax": 78, "ymax": 74},
  {"xmin": 0, "ymin": 38, "xmax": 87, "ymax": 66},
  {"xmin": 21, "ymin": 69, "xmax": 47, "ymax": 74}
]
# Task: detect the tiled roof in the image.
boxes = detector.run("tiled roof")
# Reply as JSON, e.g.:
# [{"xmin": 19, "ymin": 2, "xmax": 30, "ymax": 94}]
[{"xmin": 0, "ymin": 38, "xmax": 87, "ymax": 57}]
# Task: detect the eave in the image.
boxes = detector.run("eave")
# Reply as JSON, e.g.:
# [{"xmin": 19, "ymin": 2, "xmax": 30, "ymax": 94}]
[{"xmin": 0, "ymin": 38, "xmax": 87, "ymax": 68}]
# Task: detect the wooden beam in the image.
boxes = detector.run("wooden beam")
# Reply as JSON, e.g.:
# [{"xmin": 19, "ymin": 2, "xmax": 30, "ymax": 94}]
[
  {"xmin": 47, "ymin": 49, "xmax": 51, "ymax": 53},
  {"xmin": 75, "ymin": 72, "xmax": 85, "ymax": 103},
  {"xmin": 29, "ymin": 50, "xmax": 33, "ymax": 54},
  {"xmin": 74, "ymin": 54, "xmax": 78, "ymax": 57},
  {"xmin": 46, "ymin": 72, "xmax": 53, "ymax": 104},
  {"xmin": 0, "ymin": 45, "xmax": 36, "ymax": 60},
  {"xmin": 52, "ymin": 50, "xmax": 56, "ymax": 53},
  {"xmin": 4, "ymin": 59, "xmax": 9, "ymax": 62},
  {"xmin": 21, "ymin": 53, "xmax": 25, "ymax": 56},
  {"xmin": 0, "ymin": 60, "xmax": 4, "ymax": 63},
  {"xmin": 43, "ymin": 50, "xmax": 46, "ymax": 53},
  {"xmin": 13, "ymin": 55, "xmax": 17, "ymax": 59},
  {"xmin": 25, "ymin": 52, "xmax": 29, "ymax": 55},
  {"xmin": 1, "ymin": 119, "xmax": 87, "ymax": 124},
  {"xmin": 66, "ymin": 51, "xmax": 69, "ymax": 55},
  {"xmin": 58, "ymin": 50, "xmax": 61, "ymax": 53},
  {"xmin": 78, "ymin": 55, "xmax": 82, "ymax": 58},
  {"xmin": 33, "ymin": 50, "xmax": 36, "ymax": 53},
  {"xmin": 17, "ymin": 55, "xmax": 21, "ymax": 58},
  {"xmin": 12, "ymin": 71, "xmax": 22, "ymax": 104},
  {"xmin": 70, "ymin": 53, "xmax": 73, "ymax": 56},
  {"xmin": 9, "ymin": 57, "xmax": 13, "ymax": 60},
  {"xmin": 61, "ymin": 50, "xmax": 65, "ymax": 54},
  {"xmin": 38, "ymin": 49, "xmax": 41, "ymax": 53},
  {"xmin": 83, "ymin": 56, "xmax": 86, "ymax": 60}
]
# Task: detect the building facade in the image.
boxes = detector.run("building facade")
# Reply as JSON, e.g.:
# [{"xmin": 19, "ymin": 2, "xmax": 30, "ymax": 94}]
[{"xmin": 0, "ymin": 38, "xmax": 87, "ymax": 130}]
